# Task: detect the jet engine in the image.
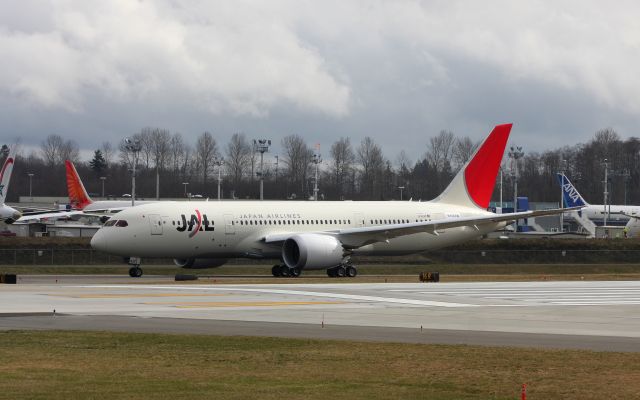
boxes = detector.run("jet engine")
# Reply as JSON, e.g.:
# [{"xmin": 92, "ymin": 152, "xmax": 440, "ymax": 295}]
[
  {"xmin": 282, "ymin": 234, "xmax": 344, "ymax": 270},
  {"xmin": 173, "ymin": 258, "xmax": 228, "ymax": 269}
]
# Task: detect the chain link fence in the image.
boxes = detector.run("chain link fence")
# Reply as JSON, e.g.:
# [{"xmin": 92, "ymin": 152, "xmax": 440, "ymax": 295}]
[
  {"xmin": 0, "ymin": 249, "xmax": 172, "ymax": 265},
  {"xmin": 1, "ymin": 248, "xmax": 640, "ymax": 265}
]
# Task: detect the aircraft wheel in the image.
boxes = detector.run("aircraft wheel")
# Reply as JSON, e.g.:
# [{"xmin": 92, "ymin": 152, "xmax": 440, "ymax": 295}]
[
  {"xmin": 135, "ymin": 267, "xmax": 143, "ymax": 277},
  {"xmin": 346, "ymin": 266, "xmax": 357, "ymax": 278},
  {"xmin": 129, "ymin": 267, "xmax": 143, "ymax": 278},
  {"xmin": 290, "ymin": 267, "xmax": 301, "ymax": 277},
  {"xmin": 279, "ymin": 265, "xmax": 290, "ymax": 277},
  {"xmin": 272, "ymin": 265, "xmax": 281, "ymax": 277},
  {"xmin": 336, "ymin": 266, "xmax": 346, "ymax": 278}
]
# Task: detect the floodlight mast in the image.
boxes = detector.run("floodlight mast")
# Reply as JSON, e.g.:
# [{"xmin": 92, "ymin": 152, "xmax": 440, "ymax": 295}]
[
  {"xmin": 312, "ymin": 153, "xmax": 322, "ymax": 201},
  {"xmin": 124, "ymin": 137, "xmax": 142, "ymax": 206},
  {"xmin": 508, "ymin": 145, "xmax": 524, "ymax": 230},
  {"xmin": 213, "ymin": 157, "xmax": 224, "ymax": 200},
  {"xmin": 253, "ymin": 139, "xmax": 271, "ymax": 200}
]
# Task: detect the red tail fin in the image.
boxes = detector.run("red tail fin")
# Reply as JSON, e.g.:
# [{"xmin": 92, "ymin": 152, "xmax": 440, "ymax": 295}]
[
  {"xmin": 435, "ymin": 123, "xmax": 512, "ymax": 209},
  {"xmin": 65, "ymin": 160, "xmax": 92, "ymax": 210},
  {"xmin": 464, "ymin": 123, "xmax": 512, "ymax": 208}
]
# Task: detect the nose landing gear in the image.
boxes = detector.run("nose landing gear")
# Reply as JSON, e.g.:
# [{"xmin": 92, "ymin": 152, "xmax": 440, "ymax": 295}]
[{"xmin": 127, "ymin": 257, "xmax": 143, "ymax": 278}]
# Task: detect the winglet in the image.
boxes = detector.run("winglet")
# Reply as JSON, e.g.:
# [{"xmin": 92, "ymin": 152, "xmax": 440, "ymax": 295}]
[
  {"xmin": 556, "ymin": 173, "xmax": 588, "ymax": 207},
  {"xmin": 65, "ymin": 160, "xmax": 93, "ymax": 210},
  {"xmin": 434, "ymin": 123, "xmax": 512, "ymax": 209}
]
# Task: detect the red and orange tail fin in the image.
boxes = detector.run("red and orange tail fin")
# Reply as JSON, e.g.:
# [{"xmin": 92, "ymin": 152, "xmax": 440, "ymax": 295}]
[
  {"xmin": 434, "ymin": 123, "xmax": 512, "ymax": 209},
  {"xmin": 65, "ymin": 160, "xmax": 92, "ymax": 210}
]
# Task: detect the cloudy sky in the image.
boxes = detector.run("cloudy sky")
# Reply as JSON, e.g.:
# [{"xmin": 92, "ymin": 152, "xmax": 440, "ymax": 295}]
[{"xmin": 2, "ymin": 0, "xmax": 639, "ymax": 162}]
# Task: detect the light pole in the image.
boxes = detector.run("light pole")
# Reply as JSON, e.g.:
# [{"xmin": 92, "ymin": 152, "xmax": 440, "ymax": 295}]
[
  {"xmin": 499, "ymin": 166, "xmax": 503, "ymax": 209},
  {"xmin": 559, "ymin": 159, "xmax": 567, "ymax": 232},
  {"xmin": 124, "ymin": 137, "xmax": 142, "ymax": 206},
  {"xmin": 253, "ymin": 139, "xmax": 271, "ymax": 200},
  {"xmin": 508, "ymin": 146, "xmax": 524, "ymax": 230},
  {"xmin": 27, "ymin": 173, "xmax": 34, "ymax": 200},
  {"xmin": 398, "ymin": 186, "xmax": 405, "ymax": 201},
  {"xmin": 182, "ymin": 182, "xmax": 189, "ymax": 198},
  {"xmin": 100, "ymin": 176, "xmax": 106, "ymax": 198},
  {"xmin": 311, "ymin": 153, "xmax": 322, "ymax": 201},
  {"xmin": 213, "ymin": 157, "xmax": 224, "ymax": 201},
  {"xmin": 603, "ymin": 159, "xmax": 609, "ymax": 226},
  {"xmin": 274, "ymin": 155, "xmax": 279, "ymax": 185}
]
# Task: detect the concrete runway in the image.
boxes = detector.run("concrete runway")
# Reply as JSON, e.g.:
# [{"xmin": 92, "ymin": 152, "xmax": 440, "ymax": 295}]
[{"xmin": 1, "ymin": 277, "xmax": 640, "ymax": 352}]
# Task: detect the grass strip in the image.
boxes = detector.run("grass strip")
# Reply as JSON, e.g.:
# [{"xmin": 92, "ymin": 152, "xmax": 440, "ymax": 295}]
[{"xmin": 1, "ymin": 330, "xmax": 639, "ymax": 400}]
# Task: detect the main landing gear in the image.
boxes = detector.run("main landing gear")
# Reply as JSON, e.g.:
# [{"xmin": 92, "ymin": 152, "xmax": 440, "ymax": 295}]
[
  {"xmin": 326, "ymin": 264, "xmax": 357, "ymax": 278},
  {"xmin": 272, "ymin": 264, "xmax": 301, "ymax": 278},
  {"xmin": 127, "ymin": 257, "xmax": 143, "ymax": 278}
]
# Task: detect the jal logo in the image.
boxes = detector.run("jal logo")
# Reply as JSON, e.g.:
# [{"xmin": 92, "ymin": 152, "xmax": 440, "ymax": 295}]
[
  {"xmin": 562, "ymin": 182, "xmax": 581, "ymax": 203},
  {"xmin": 176, "ymin": 209, "xmax": 215, "ymax": 238}
]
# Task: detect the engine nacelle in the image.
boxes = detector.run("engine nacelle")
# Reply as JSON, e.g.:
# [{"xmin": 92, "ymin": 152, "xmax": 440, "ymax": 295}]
[
  {"xmin": 173, "ymin": 258, "xmax": 228, "ymax": 269},
  {"xmin": 282, "ymin": 234, "xmax": 344, "ymax": 270}
]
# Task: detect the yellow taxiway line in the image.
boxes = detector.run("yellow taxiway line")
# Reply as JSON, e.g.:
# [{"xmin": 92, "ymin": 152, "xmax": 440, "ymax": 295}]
[
  {"xmin": 143, "ymin": 301, "xmax": 346, "ymax": 308},
  {"xmin": 49, "ymin": 293, "xmax": 229, "ymax": 299}
]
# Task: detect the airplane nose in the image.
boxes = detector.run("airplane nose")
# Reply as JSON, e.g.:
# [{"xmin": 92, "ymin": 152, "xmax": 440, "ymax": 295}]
[{"xmin": 90, "ymin": 229, "xmax": 109, "ymax": 252}]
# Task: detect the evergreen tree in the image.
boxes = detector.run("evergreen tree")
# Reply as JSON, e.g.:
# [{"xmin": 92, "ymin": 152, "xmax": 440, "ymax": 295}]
[{"xmin": 89, "ymin": 149, "xmax": 107, "ymax": 174}]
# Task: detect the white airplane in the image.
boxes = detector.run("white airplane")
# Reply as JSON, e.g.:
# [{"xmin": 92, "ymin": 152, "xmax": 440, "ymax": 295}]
[
  {"xmin": 557, "ymin": 173, "xmax": 640, "ymax": 223},
  {"xmin": 91, "ymin": 124, "xmax": 572, "ymax": 278},
  {"xmin": 0, "ymin": 146, "xmax": 22, "ymax": 223},
  {"xmin": 13, "ymin": 159, "xmax": 183, "ymax": 225},
  {"xmin": 65, "ymin": 160, "xmax": 156, "ymax": 213}
]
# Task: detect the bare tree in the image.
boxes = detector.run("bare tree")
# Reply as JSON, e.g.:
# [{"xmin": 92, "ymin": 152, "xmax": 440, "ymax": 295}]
[
  {"xmin": 137, "ymin": 128, "xmax": 154, "ymax": 169},
  {"xmin": 150, "ymin": 128, "xmax": 171, "ymax": 198},
  {"xmin": 329, "ymin": 137, "xmax": 355, "ymax": 199},
  {"xmin": 40, "ymin": 134, "xmax": 64, "ymax": 166},
  {"xmin": 195, "ymin": 132, "xmax": 218, "ymax": 185},
  {"xmin": 168, "ymin": 133, "xmax": 186, "ymax": 174},
  {"xmin": 60, "ymin": 140, "xmax": 80, "ymax": 164},
  {"xmin": 101, "ymin": 141, "xmax": 114, "ymax": 167},
  {"xmin": 357, "ymin": 136, "xmax": 385, "ymax": 199},
  {"xmin": 225, "ymin": 133, "xmax": 251, "ymax": 190},
  {"xmin": 452, "ymin": 136, "xmax": 478, "ymax": 170},
  {"xmin": 282, "ymin": 135, "xmax": 312, "ymax": 197},
  {"xmin": 426, "ymin": 130, "xmax": 455, "ymax": 172}
]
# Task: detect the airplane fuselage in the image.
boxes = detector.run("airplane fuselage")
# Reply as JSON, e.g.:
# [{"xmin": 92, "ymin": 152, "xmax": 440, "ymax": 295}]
[
  {"xmin": 577, "ymin": 204, "xmax": 640, "ymax": 222},
  {"xmin": 92, "ymin": 200, "xmax": 503, "ymax": 265}
]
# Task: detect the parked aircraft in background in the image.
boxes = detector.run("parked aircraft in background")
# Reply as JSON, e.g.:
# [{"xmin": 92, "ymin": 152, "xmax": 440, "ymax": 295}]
[
  {"xmin": 66, "ymin": 160, "xmax": 156, "ymax": 213},
  {"xmin": 92, "ymin": 124, "xmax": 574, "ymax": 278},
  {"xmin": 0, "ymin": 146, "xmax": 22, "ymax": 223},
  {"xmin": 557, "ymin": 173, "xmax": 640, "ymax": 224}
]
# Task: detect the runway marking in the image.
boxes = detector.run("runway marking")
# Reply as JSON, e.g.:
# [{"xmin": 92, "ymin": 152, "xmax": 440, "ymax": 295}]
[
  {"xmin": 143, "ymin": 301, "xmax": 345, "ymax": 308},
  {"xmin": 75, "ymin": 285, "xmax": 480, "ymax": 307},
  {"xmin": 49, "ymin": 293, "xmax": 228, "ymax": 299}
]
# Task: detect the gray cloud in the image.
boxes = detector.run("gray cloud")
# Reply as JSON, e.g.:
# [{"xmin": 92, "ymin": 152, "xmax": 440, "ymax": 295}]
[{"xmin": 1, "ymin": 1, "xmax": 639, "ymax": 161}]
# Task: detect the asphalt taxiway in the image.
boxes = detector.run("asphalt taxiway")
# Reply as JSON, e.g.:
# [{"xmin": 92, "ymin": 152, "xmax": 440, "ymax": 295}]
[{"xmin": 1, "ymin": 277, "xmax": 639, "ymax": 352}]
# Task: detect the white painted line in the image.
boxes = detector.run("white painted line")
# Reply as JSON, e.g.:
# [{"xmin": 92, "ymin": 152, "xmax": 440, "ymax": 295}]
[{"xmin": 69, "ymin": 285, "xmax": 477, "ymax": 308}]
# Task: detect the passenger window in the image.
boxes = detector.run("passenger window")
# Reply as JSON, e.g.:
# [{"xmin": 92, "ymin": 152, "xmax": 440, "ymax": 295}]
[{"xmin": 115, "ymin": 220, "xmax": 128, "ymax": 227}]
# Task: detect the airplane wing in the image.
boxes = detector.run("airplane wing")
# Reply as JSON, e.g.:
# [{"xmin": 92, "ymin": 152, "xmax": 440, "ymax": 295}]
[
  {"xmin": 14, "ymin": 210, "xmax": 99, "ymax": 223},
  {"xmin": 621, "ymin": 212, "xmax": 640, "ymax": 220},
  {"xmin": 264, "ymin": 207, "xmax": 580, "ymax": 248}
]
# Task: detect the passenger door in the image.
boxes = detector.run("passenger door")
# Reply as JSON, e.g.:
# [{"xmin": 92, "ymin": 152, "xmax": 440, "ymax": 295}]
[
  {"xmin": 354, "ymin": 212, "xmax": 365, "ymax": 227},
  {"xmin": 148, "ymin": 214, "xmax": 163, "ymax": 235},
  {"xmin": 224, "ymin": 214, "xmax": 235, "ymax": 245}
]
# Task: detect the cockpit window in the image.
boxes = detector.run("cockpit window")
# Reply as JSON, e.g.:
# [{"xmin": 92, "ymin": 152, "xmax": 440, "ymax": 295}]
[
  {"xmin": 104, "ymin": 220, "xmax": 116, "ymax": 227},
  {"xmin": 115, "ymin": 220, "xmax": 129, "ymax": 227}
]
